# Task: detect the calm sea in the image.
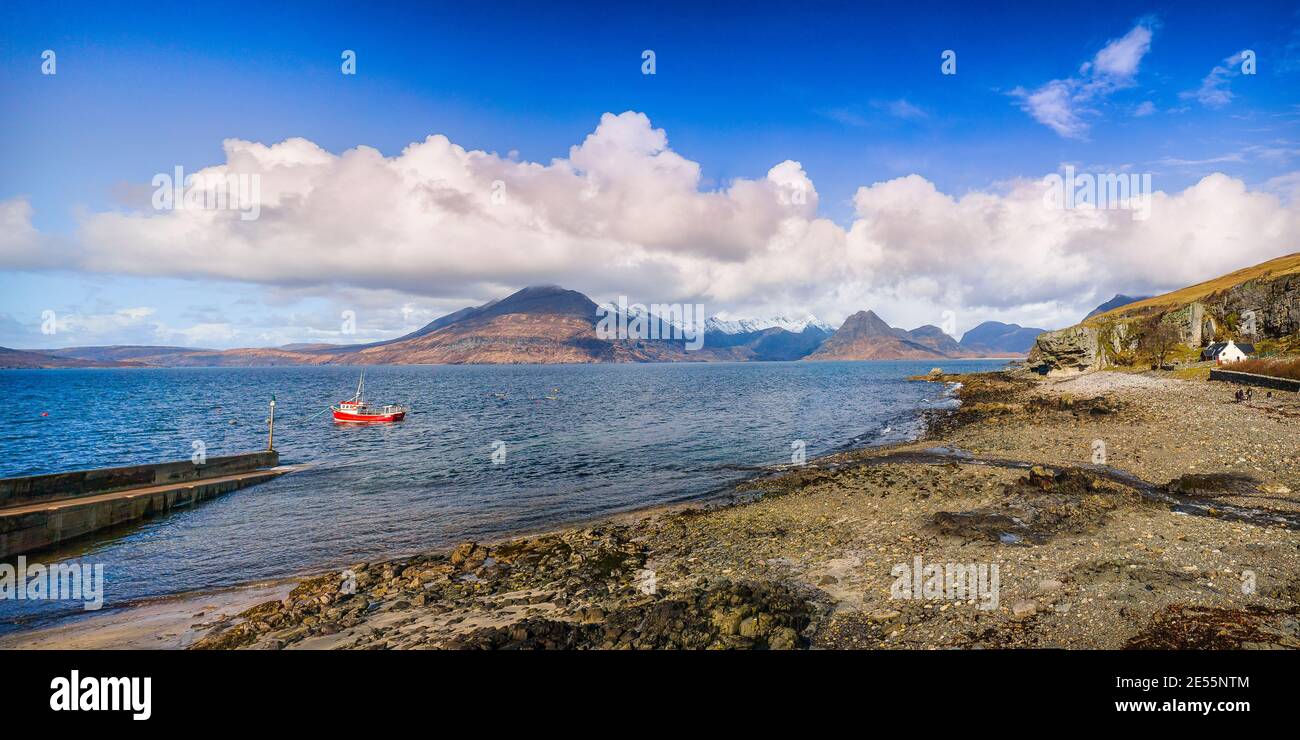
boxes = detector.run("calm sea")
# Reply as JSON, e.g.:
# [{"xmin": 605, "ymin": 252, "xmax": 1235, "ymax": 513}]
[{"xmin": 0, "ymin": 359, "xmax": 1006, "ymax": 632}]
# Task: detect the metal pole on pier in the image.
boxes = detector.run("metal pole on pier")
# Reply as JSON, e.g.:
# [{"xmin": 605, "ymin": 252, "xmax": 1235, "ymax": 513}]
[{"xmin": 268, "ymin": 396, "xmax": 276, "ymax": 451}]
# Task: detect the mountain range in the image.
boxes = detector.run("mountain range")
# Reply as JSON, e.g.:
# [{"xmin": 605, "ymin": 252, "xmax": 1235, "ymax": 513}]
[
  {"xmin": 1085, "ymin": 294, "xmax": 1152, "ymax": 319},
  {"xmin": 704, "ymin": 315, "xmax": 835, "ymax": 335},
  {"xmin": 799, "ymin": 311, "xmax": 1042, "ymax": 360},
  {"xmin": 4, "ymin": 285, "xmax": 1037, "ymax": 368},
  {"xmin": 957, "ymin": 321, "xmax": 1049, "ymax": 355}
]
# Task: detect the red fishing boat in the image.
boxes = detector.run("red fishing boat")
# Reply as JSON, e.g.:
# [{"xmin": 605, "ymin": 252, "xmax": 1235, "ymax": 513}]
[{"xmin": 331, "ymin": 372, "xmax": 408, "ymax": 423}]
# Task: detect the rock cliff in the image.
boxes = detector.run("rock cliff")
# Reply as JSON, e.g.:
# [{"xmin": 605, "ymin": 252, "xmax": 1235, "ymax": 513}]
[{"xmin": 1028, "ymin": 253, "xmax": 1300, "ymax": 374}]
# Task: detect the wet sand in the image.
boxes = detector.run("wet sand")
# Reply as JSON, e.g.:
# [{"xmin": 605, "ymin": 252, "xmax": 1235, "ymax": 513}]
[{"xmin": 0, "ymin": 580, "xmax": 294, "ymax": 650}]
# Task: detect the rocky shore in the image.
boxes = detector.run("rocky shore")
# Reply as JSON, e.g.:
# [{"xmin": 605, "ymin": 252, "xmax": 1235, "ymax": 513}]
[{"xmin": 11, "ymin": 368, "xmax": 1300, "ymax": 650}]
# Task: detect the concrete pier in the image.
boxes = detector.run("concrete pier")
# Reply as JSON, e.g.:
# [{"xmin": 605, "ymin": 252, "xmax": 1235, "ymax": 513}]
[{"xmin": 0, "ymin": 452, "xmax": 292, "ymax": 558}]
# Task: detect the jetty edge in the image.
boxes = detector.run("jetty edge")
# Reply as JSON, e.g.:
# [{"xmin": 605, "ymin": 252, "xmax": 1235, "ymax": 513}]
[{"xmin": 0, "ymin": 451, "xmax": 292, "ymax": 558}]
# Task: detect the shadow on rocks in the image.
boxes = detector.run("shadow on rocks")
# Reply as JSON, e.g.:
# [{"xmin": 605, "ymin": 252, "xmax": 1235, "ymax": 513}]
[{"xmin": 932, "ymin": 466, "xmax": 1151, "ymax": 545}]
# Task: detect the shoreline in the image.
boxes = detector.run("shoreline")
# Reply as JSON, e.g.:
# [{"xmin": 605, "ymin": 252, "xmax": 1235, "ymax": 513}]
[
  {"xmin": 0, "ymin": 373, "xmax": 965, "ymax": 643},
  {"xmin": 5, "ymin": 367, "xmax": 1298, "ymax": 649}
]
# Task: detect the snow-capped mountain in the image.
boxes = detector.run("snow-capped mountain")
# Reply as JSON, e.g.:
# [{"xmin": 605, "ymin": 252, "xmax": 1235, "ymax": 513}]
[{"xmin": 704, "ymin": 314, "xmax": 835, "ymax": 335}]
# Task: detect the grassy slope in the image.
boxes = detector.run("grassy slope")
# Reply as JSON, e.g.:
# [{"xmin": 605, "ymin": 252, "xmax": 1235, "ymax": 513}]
[{"xmin": 1083, "ymin": 252, "xmax": 1300, "ymax": 326}]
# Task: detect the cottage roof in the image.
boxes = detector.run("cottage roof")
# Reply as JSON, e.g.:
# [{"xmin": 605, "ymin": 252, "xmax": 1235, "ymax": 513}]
[{"xmin": 1203, "ymin": 341, "xmax": 1255, "ymax": 356}]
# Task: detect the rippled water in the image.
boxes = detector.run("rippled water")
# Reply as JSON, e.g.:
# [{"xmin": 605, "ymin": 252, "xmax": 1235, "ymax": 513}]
[{"xmin": 0, "ymin": 359, "xmax": 1006, "ymax": 632}]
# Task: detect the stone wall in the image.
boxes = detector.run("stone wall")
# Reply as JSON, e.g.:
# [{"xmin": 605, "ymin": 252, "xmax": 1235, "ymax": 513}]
[{"xmin": 1208, "ymin": 369, "xmax": 1300, "ymax": 393}]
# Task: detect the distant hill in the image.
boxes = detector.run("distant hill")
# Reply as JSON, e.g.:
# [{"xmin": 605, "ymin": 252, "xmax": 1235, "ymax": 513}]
[
  {"xmin": 125, "ymin": 348, "xmax": 337, "ymax": 367},
  {"xmin": 958, "ymin": 321, "xmax": 1046, "ymax": 355},
  {"xmin": 0, "ymin": 347, "xmax": 132, "ymax": 369},
  {"xmin": 340, "ymin": 285, "xmax": 654, "ymax": 364},
  {"xmin": 804, "ymin": 310, "xmax": 951, "ymax": 361},
  {"xmin": 32, "ymin": 288, "xmax": 831, "ymax": 366},
  {"xmin": 704, "ymin": 324, "xmax": 831, "ymax": 361},
  {"xmin": 899, "ymin": 324, "xmax": 967, "ymax": 356},
  {"xmin": 26, "ymin": 286, "xmax": 1030, "ymax": 367},
  {"xmin": 1085, "ymin": 294, "xmax": 1152, "ymax": 320},
  {"xmin": 41, "ymin": 345, "xmax": 209, "ymax": 363},
  {"xmin": 277, "ymin": 343, "xmax": 341, "ymax": 351}
]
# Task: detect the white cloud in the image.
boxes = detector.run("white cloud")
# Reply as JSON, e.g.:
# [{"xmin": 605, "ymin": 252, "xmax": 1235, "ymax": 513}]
[
  {"xmin": 0, "ymin": 198, "xmax": 55, "ymax": 269},
  {"xmin": 1014, "ymin": 80, "xmax": 1088, "ymax": 139},
  {"xmin": 1182, "ymin": 52, "xmax": 1245, "ymax": 108},
  {"xmin": 2, "ymin": 111, "xmax": 1298, "ymax": 336},
  {"xmin": 821, "ymin": 99, "xmax": 928, "ymax": 127},
  {"xmin": 879, "ymin": 99, "xmax": 928, "ymax": 121},
  {"xmin": 1012, "ymin": 19, "xmax": 1155, "ymax": 139},
  {"xmin": 1189, "ymin": 68, "xmax": 1233, "ymax": 107},
  {"xmin": 56, "ymin": 306, "xmax": 156, "ymax": 334},
  {"xmin": 1088, "ymin": 22, "xmax": 1154, "ymax": 78},
  {"xmin": 1154, "ymin": 154, "xmax": 1246, "ymax": 167},
  {"xmin": 1261, "ymin": 171, "xmax": 1300, "ymax": 204}
]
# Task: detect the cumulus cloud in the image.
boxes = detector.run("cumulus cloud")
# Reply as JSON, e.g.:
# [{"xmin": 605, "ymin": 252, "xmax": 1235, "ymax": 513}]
[
  {"xmin": 0, "ymin": 198, "xmax": 56, "ymax": 268},
  {"xmin": 1012, "ymin": 19, "xmax": 1155, "ymax": 139},
  {"xmin": 2, "ymin": 110, "xmax": 1298, "ymax": 333},
  {"xmin": 53, "ymin": 113, "xmax": 816, "ymax": 300}
]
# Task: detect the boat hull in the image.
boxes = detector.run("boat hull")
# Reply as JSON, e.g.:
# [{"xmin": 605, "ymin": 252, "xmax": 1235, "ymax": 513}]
[{"xmin": 331, "ymin": 410, "xmax": 406, "ymax": 423}]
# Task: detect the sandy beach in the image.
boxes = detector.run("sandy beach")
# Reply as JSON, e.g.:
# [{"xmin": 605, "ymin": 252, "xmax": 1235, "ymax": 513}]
[{"xmin": 5, "ymin": 368, "xmax": 1298, "ymax": 650}]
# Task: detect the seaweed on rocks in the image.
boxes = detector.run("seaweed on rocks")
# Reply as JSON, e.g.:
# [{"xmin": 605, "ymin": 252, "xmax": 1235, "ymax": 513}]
[
  {"xmin": 1125, "ymin": 604, "xmax": 1300, "ymax": 649},
  {"xmin": 442, "ymin": 579, "xmax": 818, "ymax": 650},
  {"xmin": 1163, "ymin": 473, "xmax": 1262, "ymax": 499}
]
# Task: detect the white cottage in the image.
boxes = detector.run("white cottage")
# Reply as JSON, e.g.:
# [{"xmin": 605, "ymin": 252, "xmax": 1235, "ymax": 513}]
[{"xmin": 1201, "ymin": 340, "xmax": 1254, "ymax": 364}]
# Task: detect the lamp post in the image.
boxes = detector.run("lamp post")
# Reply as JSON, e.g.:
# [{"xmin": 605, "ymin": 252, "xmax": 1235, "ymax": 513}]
[{"xmin": 268, "ymin": 396, "xmax": 276, "ymax": 451}]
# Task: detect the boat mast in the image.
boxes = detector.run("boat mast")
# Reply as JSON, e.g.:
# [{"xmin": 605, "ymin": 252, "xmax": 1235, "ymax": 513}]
[{"xmin": 355, "ymin": 370, "xmax": 365, "ymax": 402}]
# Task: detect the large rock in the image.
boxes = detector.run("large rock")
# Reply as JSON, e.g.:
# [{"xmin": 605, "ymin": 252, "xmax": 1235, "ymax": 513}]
[{"xmin": 1027, "ymin": 325, "xmax": 1101, "ymax": 374}]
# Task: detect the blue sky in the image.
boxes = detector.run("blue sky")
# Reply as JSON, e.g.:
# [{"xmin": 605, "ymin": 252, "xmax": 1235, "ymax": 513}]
[{"xmin": 1, "ymin": 0, "xmax": 1298, "ymax": 348}]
